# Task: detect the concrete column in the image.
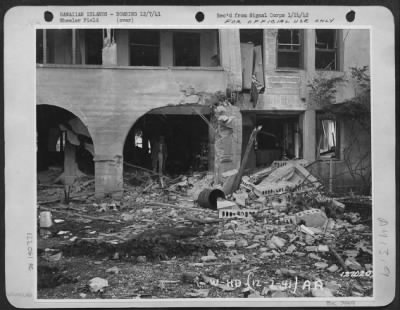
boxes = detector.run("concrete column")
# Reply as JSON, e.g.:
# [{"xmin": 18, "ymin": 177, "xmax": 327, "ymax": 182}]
[
  {"xmin": 219, "ymin": 29, "xmax": 242, "ymax": 91},
  {"xmin": 160, "ymin": 31, "xmax": 173, "ymax": 66},
  {"xmin": 302, "ymin": 109, "xmax": 317, "ymax": 162},
  {"xmin": 116, "ymin": 29, "xmax": 129, "ymax": 66},
  {"xmin": 94, "ymin": 154, "xmax": 123, "ymax": 199},
  {"xmin": 304, "ymin": 29, "xmax": 315, "ymax": 72},
  {"xmin": 263, "ymin": 29, "xmax": 278, "ymax": 72},
  {"xmin": 72, "ymin": 29, "xmax": 76, "ymax": 64}
]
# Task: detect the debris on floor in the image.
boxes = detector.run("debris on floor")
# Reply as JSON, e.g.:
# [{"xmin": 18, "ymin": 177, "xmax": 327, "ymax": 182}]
[{"xmin": 37, "ymin": 160, "xmax": 372, "ymax": 299}]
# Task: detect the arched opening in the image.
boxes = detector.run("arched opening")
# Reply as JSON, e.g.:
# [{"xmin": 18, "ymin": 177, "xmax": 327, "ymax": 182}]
[
  {"xmin": 36, "ymin": 105, "xmax": 94, "ymax": 184},
  {"xmin": 123, "ymin": 105, "xmax": 212, "ymax": 178}
]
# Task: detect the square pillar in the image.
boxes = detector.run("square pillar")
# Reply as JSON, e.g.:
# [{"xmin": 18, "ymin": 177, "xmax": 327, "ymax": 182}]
[
  {"xmin": 304, "ymin": 29, "xmax": 316, "ymax": 72},
  {"xmin": 302, "ymin": 110, "xmax": 317, "ymax": 162},
  {"xmin": 94, "ymin": 155, "xmax": 123, "ymax": 199}
]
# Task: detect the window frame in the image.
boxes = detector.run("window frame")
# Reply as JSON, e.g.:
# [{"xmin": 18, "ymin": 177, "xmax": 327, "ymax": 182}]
[
  {"xmin": 129, "ymin": 30, "xmax": 161, "ymax": 66},
  {"xmin": 172, "ymin": 31, "xmax": 201, "ymax": 67},
  {"xmin": 276, "ymin": 29, "xmax": 304, "ymax": 70},
  {"xmin": 316, "ymin": 114, "xmax": 341, "ymax": 160},
  {"xmin": 315, "ymin": 29, "xmax": 340, "ymax": 71}
]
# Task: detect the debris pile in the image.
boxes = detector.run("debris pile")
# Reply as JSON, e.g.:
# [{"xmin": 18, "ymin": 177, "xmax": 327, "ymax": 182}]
[{"xmin": 37, "ymin": 159, "xmax": 372, "ymax": 299}]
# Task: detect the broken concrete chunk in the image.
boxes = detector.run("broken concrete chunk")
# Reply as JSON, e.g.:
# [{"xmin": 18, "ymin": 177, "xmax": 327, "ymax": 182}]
[
  {"xmin": 47, "ymin": 252, "xmax": 63, "ymax": 262},
  {"xmin": 246, "ymin": 243, "xmax": 259, "ymax": 249},
  {"xmin": 327, "ymin": 264, "xmax": 339, "ymax": 272},
  {"xmin": 314, "ymin": 262, "xmax": 329, "ymax": 269},
  {"xmin": 345, "ymin": 257, "xmax": 362, "ymax": 270},
  {"xmin": 207, "ymin": 249, "xmax": 216, "ymax": 257},
  {"xmin": 270, "ymin": 236, "xmax": 286, "ymax": 248},
  {"xmin": 106, "ymin": 266, "xmax": 120, "ymax": 274},
  {"xmin": 308, "ymin": 253, "xmax": 322, "ymax": 260},
  {"xmin": 221, "ymin": 240, "xmax": 236, "ymax": 248},
  {"xmin": 88, "ymin": 277, "xmax": 109, "ymax": 292},
  {"xmin": 285, "ymin": 244, "xmax": 296, "ymax": 254},
  {"xmin": 232, "ymin": 192, "xmax": 248, "ymax": 207},
  {"xmin": 295, "ymin": 209, "xmax": 328, "ymax": 228},
  {"xmin": 305, "ymin": 246, "xmax": 318, "ymax": 252},
  {"xmin": 200, "ymin": 255, "xmax": 217, "ymax": 262},
  {"xmin": 259, "ymin": 252, "xmax": 274, "ymax": 259},
  {"xmin": 311, "ymin": 287, "xmax": 333, "ymax": 297},
  {"xmin": 300, "ymin": 225, "xmax": 315, "ymax": 236},
  {"xmin": 317, "ymin": 245, "xmax": 330, "ymax": 252},
  {"xmin": 230, "ymin": 254, "xmax": 246, "ymax": 263},
  {"xmin": 121, "ymin": 213, "xmax": 135, "ymax": 222},
  {"xmin": 235, "ymin": 238, "xmax": 249, "ymax": 248},
  {"xmin": 364, "ymin": 264, "xmax": 372, "ymax": 271},
  {"xmin": 217, "ymin": 200, "xmax": 237, "ymax": 209},
  {"xmin": 271, "ymin": 291, "xmax": 289, "ymax": 298}
]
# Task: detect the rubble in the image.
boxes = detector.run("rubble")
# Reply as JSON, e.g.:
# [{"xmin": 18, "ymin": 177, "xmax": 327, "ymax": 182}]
[
  {"xmin": 88, "ymin": 277, "xmax": 109, "ymax": 292},
  {"xmin": 37, "ymin": 158, "xmax": 372, "ymax": 299}
]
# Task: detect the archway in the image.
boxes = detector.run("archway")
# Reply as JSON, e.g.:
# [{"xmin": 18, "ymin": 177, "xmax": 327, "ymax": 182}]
[
  {"xmin": 36, "ymin": 105, "xmax": 94, "ymax": 184},
  {"xmin": 123, "ymin": 105, "xmax": 212, "ymax": 180}
]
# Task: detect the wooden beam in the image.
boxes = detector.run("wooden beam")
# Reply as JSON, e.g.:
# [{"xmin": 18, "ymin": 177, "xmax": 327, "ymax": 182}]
[{"xmin": 229, "ymin": 126, "xmax": 262, "ymax": 194}]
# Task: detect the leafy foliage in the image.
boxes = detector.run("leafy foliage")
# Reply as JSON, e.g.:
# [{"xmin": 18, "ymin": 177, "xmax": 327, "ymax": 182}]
[{"xmin": 307, "ymin": 73, "xmax": 346, "ymax": 106}]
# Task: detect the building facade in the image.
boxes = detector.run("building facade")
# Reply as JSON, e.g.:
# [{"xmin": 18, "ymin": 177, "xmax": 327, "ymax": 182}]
[{"xmin": 36, "ymin": 28, "xmax": 370, "ymax": 197}]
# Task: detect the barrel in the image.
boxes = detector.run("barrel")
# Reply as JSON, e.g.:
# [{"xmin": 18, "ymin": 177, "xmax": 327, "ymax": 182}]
[{"xmin": 197, "ymin": 188, "xmax": 226, "ymax": 210}]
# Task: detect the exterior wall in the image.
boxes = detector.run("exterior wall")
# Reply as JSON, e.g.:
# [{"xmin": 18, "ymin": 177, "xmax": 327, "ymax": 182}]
[
  {"xmin": 238, "ymin": 29, "xmax": 370, "ymax": 165},
  {"xmin": 37, "ymin": 66, "xmax": 228, "ymax": 196},
  {"xmin": 37, "ymin": 28, "xmax": 370, "ymax": 196},
  {"xmin": 239, "ymin": 29, "xmax": 370, "ymax": 112}
]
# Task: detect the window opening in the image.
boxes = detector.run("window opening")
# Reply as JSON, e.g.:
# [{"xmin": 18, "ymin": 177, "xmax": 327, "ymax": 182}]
[
  {"xmin": 315, "ymin": 29, "xmax": 338, "ymax": 70},
  {"xmin": 173, "ymin": 32, "xmax": 200, "ymax": 66},
  {"xmin": 318, "ymin": 119, "xmax": 338, "ymax": 159},
  {"xmin": 277, "ymin": 29, "xmax": 302, "ymax": 68},
  {"xmin": 130, "ymin": 30, "xmax": 160, "ymax": 66},
  {"xmin": 85, "ymin": 29, "xmax": 103, "ymax": 64}
]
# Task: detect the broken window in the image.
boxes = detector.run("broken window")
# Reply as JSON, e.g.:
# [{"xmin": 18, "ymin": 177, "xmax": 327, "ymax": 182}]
[
  {"xmin": 129, "ymin": 30, "xmax": 160, "ymax": 66},
  {"xmin": 277, "ymin": 29, "xmax": 303, "ymax": 69},
  {"xmin": 318, "ymin": 119, "xmax": 339, "ymax": 159},
  {"xmin": 173, "ymin": 32, "xmax": 200, "ymax": 66},
  {"xmin": 315, "ymin": 29, "xmax": 339, "ymax": 70}
]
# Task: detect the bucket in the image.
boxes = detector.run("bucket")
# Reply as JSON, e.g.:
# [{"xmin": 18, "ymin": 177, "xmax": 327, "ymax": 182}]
[
  {"xmin": 40, "ymin": 211, "xmax": 53, "ymax": 228},
  {"xmin": 197, "ymin": 188, "xmax": 226, "ymax": 210}
]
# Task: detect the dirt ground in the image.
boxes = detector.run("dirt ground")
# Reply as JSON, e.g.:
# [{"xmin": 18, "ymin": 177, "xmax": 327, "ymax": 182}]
[{"xmin": 37, "ymin": 169, "xmax": 373, "ymax": 299}]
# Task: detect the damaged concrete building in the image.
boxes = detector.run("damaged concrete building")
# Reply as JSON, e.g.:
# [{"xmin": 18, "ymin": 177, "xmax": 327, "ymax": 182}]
[{"xmin": 36, "ymin": 28, "xmax": 370, "ymax": 198}]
